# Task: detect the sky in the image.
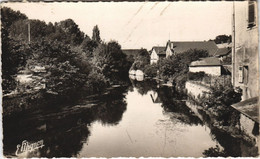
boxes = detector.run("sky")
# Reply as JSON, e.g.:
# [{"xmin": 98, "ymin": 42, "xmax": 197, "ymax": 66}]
[{"xmin": 3, "ymin": 2, "xmax": 234, "ymax": 49}]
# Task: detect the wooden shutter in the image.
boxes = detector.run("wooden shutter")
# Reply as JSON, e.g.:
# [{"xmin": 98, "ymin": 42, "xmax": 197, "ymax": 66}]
[{"xmin": 248, "ymin": 1, "xmax": 256, "ymax": 28}]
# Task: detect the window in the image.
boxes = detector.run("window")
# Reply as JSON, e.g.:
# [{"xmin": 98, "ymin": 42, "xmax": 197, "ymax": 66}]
[
  {"xmin": 243, "ymin": 66, "xmax": 249, "ymax": 85},
  {"xmin": 239, "ymin": 66, "xmax": 243, "ymax": 83},
  {"xmin": 238, "ymin": 66, "xmax": 249, "ymax": 84},
  {"xmin": 248, "ymin": 1, "xmax": 256, "ymax": 28}
]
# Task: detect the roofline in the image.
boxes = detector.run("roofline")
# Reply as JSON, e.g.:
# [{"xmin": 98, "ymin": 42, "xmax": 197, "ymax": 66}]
[{"xmin": 189, "ymin": 65, "xmax": 222, "ymax": 67}]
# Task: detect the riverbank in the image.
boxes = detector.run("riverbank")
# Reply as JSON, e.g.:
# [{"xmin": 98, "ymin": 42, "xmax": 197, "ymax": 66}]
[
  {"xmin": 3, "ymin": 80, "xmax": 130, "ymax": 117},
  {"xmin": 185, "ymin": 99, "xmax": 258, "ymax": 157}
]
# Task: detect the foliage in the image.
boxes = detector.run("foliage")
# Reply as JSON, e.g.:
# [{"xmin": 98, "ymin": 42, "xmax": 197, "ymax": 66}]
[
  {"xmin": 203, "ymin": 145, "xmax": 228, "ymax": 157},
  {"xmin": 92, "ymin": 41, "xmax": 131, "ymax": 82},
  {"xmin": 221, "ymin": 55, "xmax": 232, "ymax": 65},
  {"xmin": 2, "ymin": 37, "xmax": 31, "ymax": 93},
  {"xmin": 200, "ymin": 80, "xmax": 242, "ymax": 108},
  {"xmin": 8, "ymin": 17, "xmax": 84, "ymax": 46},
  {"xmin": 84, "ymin": 69, "xmax": 108, "ymax": 93},
  {"xmin": 144, "ymin": 63, "xmax": 158, "ymax": 77},
  {"xmin": 80, "ymin": 35, "xmax": 98, "ymax": 55},
  {"xmin": 187, "ymin": 72, "xmax": 207, "ymax": 81},
  {"xmin": 1, "ymin": 7, "xmax": 28, "ymax": 40},
  {"xmin": 55, "ymin": 19, "xmax": 85, "ymax": 45},
  {"xmin": 92, "ymin": 25, "xmax": 101, "ymax": 43},
  {"xmin": 1, "ymin": 7, "xmax": 132, "ymax": 105},
  {"xmin": 212, "ymin": 34, "xmax": 232, "ymax": 44},
  {"xmin": 9, "ymin": 19, "xmax": 49, "ymax": 42},
  {"xmin": 130, "ymin": 49, "xmax": 150, "ymax": 71},
  {"xmin": 27, "ymin": 40, "xmax": 89, "ymax": 96},
  {"xmin": 202, "ymin": 75, "xmax": 232, "ymax": 87},
  {"xmin": 197, "ymin": 78, "xmax": 242, "ymax": 125},
  {"xmin": 158, "ymin": 49, "xmax": 209, "ymax": 80},
  {"xmin": 1, "ymin": 7, "xmax": 28, "ymax": 93}
]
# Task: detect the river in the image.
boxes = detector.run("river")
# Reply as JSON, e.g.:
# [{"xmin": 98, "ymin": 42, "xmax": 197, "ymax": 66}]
[{"xmin": 3, "ymin": 79, "xmax": 258, "ymax": 157}]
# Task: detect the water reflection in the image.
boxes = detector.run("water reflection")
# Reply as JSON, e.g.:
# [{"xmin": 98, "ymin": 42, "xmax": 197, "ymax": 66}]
[
  {"xmin": 186, "ymin": 100, "xmax": 259, "ymax": 157},
  {"xmin": 3, "ymin": 78, "xmax": 258, "ymax": 157},
  {"xmin": 3, "ymin": 85, "xmax": 129, "ymax": 157}
]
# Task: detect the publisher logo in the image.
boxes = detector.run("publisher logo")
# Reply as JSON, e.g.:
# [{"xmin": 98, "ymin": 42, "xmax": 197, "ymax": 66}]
[{"xmin": 15, "ymin": 140, "xmax": 44, "ymax": 156}]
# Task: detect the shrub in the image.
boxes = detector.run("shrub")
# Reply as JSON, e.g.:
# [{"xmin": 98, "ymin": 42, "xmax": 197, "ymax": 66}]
[
  {"xmin": 200, "ymin": 81, "xmax": 242, "ymax": 108},
  {"xmin": 85, "ymin": 69, "xmax": 109, "ymax": 94},
  {"xmin": 144, "ymin": 64, "xmax": 158, "ymax": 77},
  {"xmin": 197, "ymin": 79, "xmax": 242, "ymax": 125},
  {"xmin": 187, "ymin": 72, "xmax": 207, "ymax": 81},
  {"xmin": 203, "ymin": 145, "xmax": 228, "ymax": 157},
  {"xmin": 157, "ymin": 49, "xmax": 209, "ymax": 84}
]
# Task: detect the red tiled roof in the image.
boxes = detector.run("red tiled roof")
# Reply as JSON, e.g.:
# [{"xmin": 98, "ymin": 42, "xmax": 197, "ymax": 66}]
[
  {"xmin": 169, "ymin": 41, "xmax": 218, "ymax": 56},
  {"xmin": 190, "ymin": 57, "xmax": 221, "ymax": 66}
]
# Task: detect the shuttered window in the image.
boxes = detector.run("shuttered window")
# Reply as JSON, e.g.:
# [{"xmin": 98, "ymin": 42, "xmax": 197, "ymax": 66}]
[
  {"xmin": 248, "ymin": 1, "xmax": 256, "ymax": 28},
  {"xmin": 238, "ymin": 66, "xmax": 249, "ymax": 84}
]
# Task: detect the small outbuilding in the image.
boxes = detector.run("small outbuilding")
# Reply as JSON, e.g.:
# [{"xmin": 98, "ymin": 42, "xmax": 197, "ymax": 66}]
[
  {"xmin": 231, "ymin": 96, "xmax": 259, "ymax": 138},
  {"xmin": 189, "ymin": 57, "xmax": 223, "ymax": 76}
]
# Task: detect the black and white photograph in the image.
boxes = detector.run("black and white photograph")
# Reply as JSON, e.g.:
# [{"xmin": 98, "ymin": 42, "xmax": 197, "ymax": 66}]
[{"xmin": 1, "ymin": 0, "xmax": 259, "ymax": 158}]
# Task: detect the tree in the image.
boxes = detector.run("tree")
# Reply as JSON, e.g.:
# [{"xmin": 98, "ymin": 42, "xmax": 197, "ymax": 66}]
[
  {"xmin": 9, "ymin": 19, "xmax": 48, "ymax": 42},
  {"xmin": 92, "ymin": 41, "xmax": 130, "ymax": 81},
  {"xmin": 130, "ymin": 48, "xmax": 150, "ymax": 71},
  {"xmin": 92, "ymin": 25, "xmax": 101, "ymax": 43},
  {"xmin": 214, "ymin": 35, "xmax": 232, "ymax": 44},
  {"xmin": 2, "ymin": 37, "xmax": 30, "ymax": 93},
  {"xmin": 81, "ymin": 35, "xmax": 98, "ymax": 55},
  {"xmin": 1, "ymin": 7, "xmax": 29, "ymax": 93},
  {"xmin": 144, "ymin": 63, "xmax": 158, "ymax": 77},
  {"xmin": 158, "ymin": 49, "xmax": 208, "ymax": 79},
  {"xmin": 27, "ymin": 40, "xmax": 89, "ymax": 96},
  {"xmin": 1, "ymin": 7, "xmax": 28, "ymax": 40}
]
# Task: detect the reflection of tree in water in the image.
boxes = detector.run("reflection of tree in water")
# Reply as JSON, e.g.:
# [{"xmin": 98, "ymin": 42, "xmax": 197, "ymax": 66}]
[
  {"xmin": 92, "ymin": 86, "xmax": 128, "ymax": 125},
  {"xmin": 191, "ymin": 102, "xmax": 259, "ymax": 157},
  {"xmin": 3, "ymin": 85, "xmax": 130, "ymax": 157},
  {"xmin": 157, "ymin": 86, "xmax": 202, "ymax": 126},
  {"xmin": 130, "ymin": 79, "xmax": 158, "ymax": 95},
  {"xmin": 3, "ymin": 107, "xmax": 95, "ymax": 157},
  {"xmin": 205, "ymin": 126, "xmax": 258, "ymax": 157}
]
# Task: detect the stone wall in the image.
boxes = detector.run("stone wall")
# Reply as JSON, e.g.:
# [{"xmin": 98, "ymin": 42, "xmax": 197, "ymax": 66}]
[
  {"xmin": 185, "ymin": 81, "xmax": 211, "ymax": 99},
  {"xmin": 240, "ymin": 113, "xmax": 258, "ymax": 139}
]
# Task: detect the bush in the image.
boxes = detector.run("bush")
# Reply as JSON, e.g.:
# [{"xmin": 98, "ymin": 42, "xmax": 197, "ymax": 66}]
[
  {"xmin": 144, "ymin": 64, "xmax": 158, "ymax": 77},
  {"xmin": 203, "ymin": 145, "xmax": 228, "ymax": 157},
  {"xmin": 200, "ymin": 81, "xmax": 242, "ymax": 108},
  {"xmin": 85, "ymin": 69, "xmax": 109, "ymax": 94},
  {"xmin": 130, "ymin": 49, "xmax": 150, "ymax": 71},
  {"xmin": 188, "ymin": 72, "xmax": 207, "ymax": 81},
  {"xmin": 158, "ymin": 49, "xmax": 209, "ymax": 83},
  {"xmin": 197, "ymin": 80, "xmax": 242, "ymax": 125}
]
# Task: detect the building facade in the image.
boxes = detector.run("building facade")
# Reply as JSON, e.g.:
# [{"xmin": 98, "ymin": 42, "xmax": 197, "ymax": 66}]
[
  {"xmin": 189, "ymin": 57, "xmax": 223, "ymax": 76},
  {"xmin": 232, "ymin": 1, "xmax": 259, "ymax": 100},
  {"xmin": 150, "ymin": 46, "xmax": 166, "ymax": 64}
]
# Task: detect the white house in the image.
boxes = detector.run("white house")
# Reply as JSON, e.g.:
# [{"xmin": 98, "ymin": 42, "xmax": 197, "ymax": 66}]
[{"xmin": 150, "ymin": 46, "xmax": 166, "ymax": 64}]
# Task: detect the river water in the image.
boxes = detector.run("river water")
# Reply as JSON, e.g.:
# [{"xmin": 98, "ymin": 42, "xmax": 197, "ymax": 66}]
[{"xmin": 3, "ymin": 79, "xmax": 258, "ymax": 157}]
